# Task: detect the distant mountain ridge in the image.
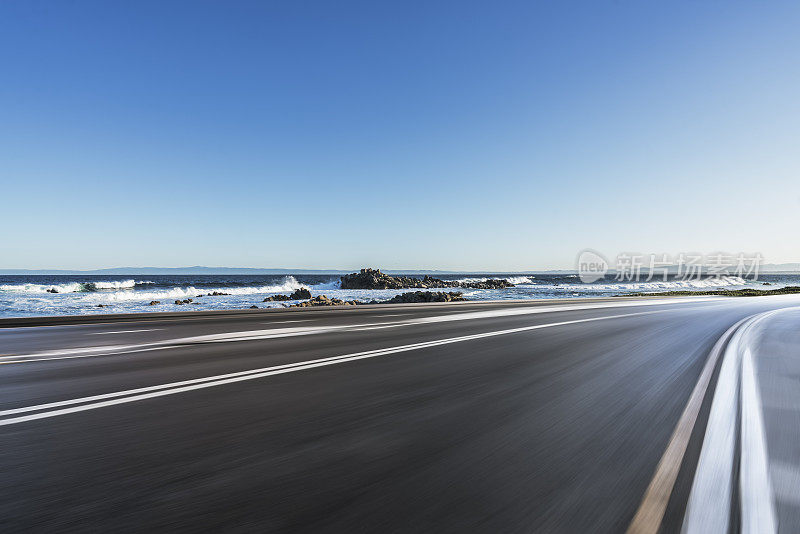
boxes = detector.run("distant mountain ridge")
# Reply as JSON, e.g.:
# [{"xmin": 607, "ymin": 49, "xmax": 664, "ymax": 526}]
[
  {"xmin": 0, "ymin": 267, "xmax": 349, "ymax": 275},
  {"xmin": 0, "ymin": 263, "xmax": 797, "ymax": 275},
  {"xmin": 0, "ymin": 266, "xmax": 539, "ymax": 275}
]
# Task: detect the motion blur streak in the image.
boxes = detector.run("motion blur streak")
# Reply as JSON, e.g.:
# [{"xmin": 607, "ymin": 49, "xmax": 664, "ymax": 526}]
[
  {"xmin": 0, "ymin": 309, "xmax": 670, "ymax": 425},
  {"xmin": 682, "ymin": 309, "xmax": 787, "ymax": 534},
  {"xmin": 2, "ymin": 297, "xmax": 800, "ymax": 532},
  {"xmin": 627, "ymin": 317, "xmax": 747, "ymax": 534}
]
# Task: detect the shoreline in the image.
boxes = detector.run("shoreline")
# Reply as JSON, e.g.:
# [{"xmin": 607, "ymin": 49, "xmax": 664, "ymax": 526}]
[
  {"xmin": 622, "ymin": 286, "xmax": 800, "ymax": 298},
  {"xmin": 1, "ymin": 270, "xmax": 790, "ymax": 323},
  {"xmin": 0, "ymin": 295, "xmax": 676, "ymax": 329}
]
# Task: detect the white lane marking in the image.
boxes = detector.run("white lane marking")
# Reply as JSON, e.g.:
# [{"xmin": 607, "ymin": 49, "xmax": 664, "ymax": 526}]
[
  {"xmin": 181, "ymin": 321, "xmax": 406, "ymax": 343},
  {"xmin": 262, "ymin": 320, "xmax": 311, "ymax": 324},
  {"xmin": 0, "ymin": 346, "xmax": 182, "ymax": 365},
  {"xmin": 0, "ymin": 309, "xmax": 668, "ymax": 426},
  {"xmin": 403, "ymin": 298, "xmax": 713, "ymax": 326},
  {"xmin": 0, "ymin": 323, "xmax": 402, "ymax": 364},
  {"xmin": 682, "ymin": 309, "xmax": 785, "ymax": 534},
  {"xmin": 88, "ymin": 329, "xmax": 163, "ymax": 335},
  {"xmin": 349, "ymin": 324, "xmax": 408, "ymax": 332},
  {"xmin": 741, "ymin": 346, "xmax": 777, "ymax": 534},
  {"xmin": 372, "ymin": 314, "xmax": 405, "ymax": 317},
  {"xmin": 681, "ymin": 317, "xmax": 749, "ymax": 534},
  {"xmin": 627, "ymin": 317, "xmax": 749, "ymax": 534},
  {"xmin": 0, "ymin": 298, "xmax": 714, "ymax": 365}
]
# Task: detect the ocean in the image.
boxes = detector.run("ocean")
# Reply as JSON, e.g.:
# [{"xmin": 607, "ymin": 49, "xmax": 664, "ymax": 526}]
[{"xmin": 1, "ymin": 273, "xmax": 797, "ymax": 318}]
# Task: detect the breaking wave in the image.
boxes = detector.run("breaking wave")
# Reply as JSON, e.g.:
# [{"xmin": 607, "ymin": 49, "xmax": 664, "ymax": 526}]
[
  {"xmin": 551, "ymin": 275, "xmax": 748, "ymax": 292},
  {"xmin": 0, "ymin": 276, "xmax": 339, "ymax": 302},
  {"xmin": 0, "ymin": 282, "xmax": 85, "ymax": 294},
  {"xmin": 453, "ymin": 276, "xmax": 535, "ymax": 285},
  {"xmin": 77, "ymin": 277, "xmax": 337, "ymax": 303},
  {"xmin": 0, "ymin": 279, "xmax": 142, "ymax": 293},
  {"xmin": 0, "ymin": 272, "xmax": 788, "ymax": 318}
]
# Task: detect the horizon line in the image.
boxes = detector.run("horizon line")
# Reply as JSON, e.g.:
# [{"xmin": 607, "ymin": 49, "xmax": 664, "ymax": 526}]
[{"xmin": 2, "ymin": 263, "xmax": 800, "ymax": 276}]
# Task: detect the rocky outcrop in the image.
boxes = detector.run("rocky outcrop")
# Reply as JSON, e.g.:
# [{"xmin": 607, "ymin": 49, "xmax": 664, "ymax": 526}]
[
  {"xmin": 250, "ymin": 305, "xmax": 259, "ymax": 309},
  {"xmin": 207, "ymin": 291, "xmax": 230, "ymax": 296},
  {"xmin": 290, "ymin": 295, "xmax": 361, "ymax": 307},
  {"xmin": 290, "ymin": 287, "xmax": 312, "ymax": 299},
  {"xmin": 458, "ymin": 279, "xmax": 514, "ymax": 289},
  {"xmin": 149, "ymin": 300, "xmax": 160, "ymax": 305},
  {"xmin": 47, "ymin": 288, "xmax": 59, "ymax": 293},
  {"xmin": 286, "ymin": 290, "xmax": 464, "ymax": 307},
  {"xmin": 263, "ymin": 294, "xmax": 292, "ymax": 302},
  {"xmin": 340, "ymin": 268, "xmax": 513, "ymax": 290},
  {"xmin": 264, "ymin": 287, "xmax": 313, "ymax": 302},
  {"xmin": 174, "ymin": 299, "xmax": 193, "ymax": 305},
  {"xmin": 340, "ymin": 269, "xmax": 443, "ymax": 289},
  {"xmin": 382, "ymin": 291, "xmax": 465, "ymax": 304}
]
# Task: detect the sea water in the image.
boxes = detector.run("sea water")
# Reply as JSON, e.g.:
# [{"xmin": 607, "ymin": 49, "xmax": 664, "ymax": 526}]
[{"xmin": 0, "ymin": 273, "xmax": 796, "ymax": 318}]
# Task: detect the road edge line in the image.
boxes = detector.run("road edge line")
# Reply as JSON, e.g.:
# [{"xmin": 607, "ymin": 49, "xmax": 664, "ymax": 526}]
[
  {"xmin": 627, "ymin": 317, "xmax": 749, "ymax": 534},
  {"xmin": 740, "ymin": 342, "xmax": 777, "ymax": 534}
]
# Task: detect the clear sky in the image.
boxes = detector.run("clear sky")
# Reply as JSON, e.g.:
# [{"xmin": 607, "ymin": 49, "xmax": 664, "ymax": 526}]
[{"xmin": 1, "ymin": 1, "xmax": 798, "ymax": 271}]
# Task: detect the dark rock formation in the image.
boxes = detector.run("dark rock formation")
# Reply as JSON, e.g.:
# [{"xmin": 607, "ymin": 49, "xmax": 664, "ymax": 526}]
[
  {"xmin": 47, "ymin": 288, "xmax": 59, "ymax": 293},
  {"xmin": 174, "ymin": 299, "xmax": 193, "ymax": 305},
  {"xmin": 458, "ymin": 279, "xmax": 514, "ymax": 289},
  {"xmin": 290, "ymin": 287, "xmax": 312, "ymax": 299},
  {"xmin": 340, "ymin": 268, "xmax": 440, "ymax": 289},
  {"xmin": 264, "ymin": 288, "xmax": 312, "ymax": 302},
  {"xmin": 383, "ymin": 291, "xmax": 465, "ymax": 304},
  {"xmin": 340, "ymin": 268, "xmax": 513, "ymax": 290},
  {"xmin": 207, "ymin": 291, "xmax": 230, "ymax": 296},
  {"xmin": 96, "ymin": 304, "xmax": 107, "ymax": 307},
  {"xmin": 290, "ymin": 295, "xmax": 361, "ymax": 307},
  {"xmin": 250, "ymin": 305, "xmax": 259, "ymax": 309},
  {"xmin": 263, "ymin": 294, "xmax": 292, "ymax": 302},
  {"xmin": 286, "ymin": 289, "xmax": 466, "ymax": 307},
  {"xmin": 149, "ymin": 300, "xmax": 160, "ymax": 306}
]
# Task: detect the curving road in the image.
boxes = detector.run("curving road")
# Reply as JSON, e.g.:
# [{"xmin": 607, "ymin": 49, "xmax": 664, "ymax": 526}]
[{"xmin": 2, "ymin": 296, "xmax": 799, "ymax": 532}]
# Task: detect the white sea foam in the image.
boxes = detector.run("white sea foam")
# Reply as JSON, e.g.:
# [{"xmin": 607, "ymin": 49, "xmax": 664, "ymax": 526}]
[
  {"xmin": 0, "ymin": 282, "xmax": 85, "ymax": 294},
  {"xmin": 0, "ymin": 273, "xmax": 781, "ymax": 319},
  {"xmin": 552, "ymin": 275, "xmax": 748, "ymax": 292},
  {"xmin": 452, "ymin": 276, "xmax": 535, "ymax": 285},
  {"xmin": 311, "ymin": 278, "xmax": 342, "ymax": 290},
  {"xmin": 79, "ymin": 276, "xmax": 319, "ymax": 303},
  {"xmin": 506, "ymin": 276, "xmax": 535, "ymax": 285},
  {"xmin": 0, "ymin": 279, "xmax": 139, "ymax": 293},
  {"xmin": 92, "ymin": 280, "xmax": 137, "ymax": 290},
  {"xmin": 87, "ymin": 286, "xmax": 204, "ymax": 302},
  {"xmin": 453, "ymin": 277, "xmax": 490, "ymax": 283}
]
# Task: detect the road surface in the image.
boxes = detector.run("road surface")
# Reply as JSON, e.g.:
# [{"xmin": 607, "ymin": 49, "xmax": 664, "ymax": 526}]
[{"xmin": 2, "ymin": 296, "xmax": 799, "ymax": 532}]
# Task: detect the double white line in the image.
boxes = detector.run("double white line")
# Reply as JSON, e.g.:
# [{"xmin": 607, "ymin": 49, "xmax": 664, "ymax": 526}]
[
  {"xmin": 682, "ymin": 310, "xmax": 779, "ymax": 534},
  {"xmin": 629, "ymin": 308, "xmax": 784, "ymax": 534},
  {"xmin": 0, "ymin": 309, "xmax": 667, "ymax": 427}
]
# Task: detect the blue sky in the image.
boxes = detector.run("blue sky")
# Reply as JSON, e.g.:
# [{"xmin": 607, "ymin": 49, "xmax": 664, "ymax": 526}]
[{"xmin": 1, "ymin": 1, "xmax": 798, "ymax": 270}]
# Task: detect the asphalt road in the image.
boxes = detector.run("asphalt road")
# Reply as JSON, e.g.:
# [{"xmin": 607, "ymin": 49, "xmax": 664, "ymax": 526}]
[{"xmin": 2, "ymin": 296, "xmax": 799, "ymax": 533}]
